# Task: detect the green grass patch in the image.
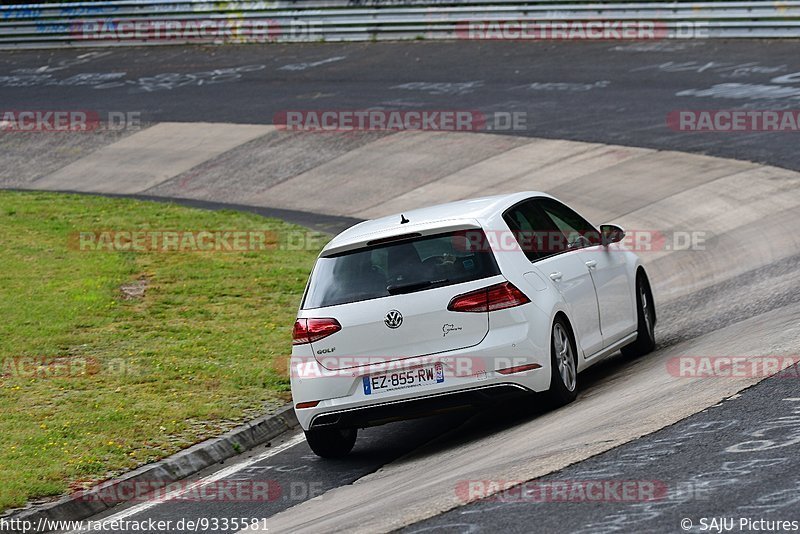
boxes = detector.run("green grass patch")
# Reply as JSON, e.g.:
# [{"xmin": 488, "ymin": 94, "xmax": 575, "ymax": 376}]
[{"xmin": 0, "ymin": 191, "xmax": 326, "ymax": 512}]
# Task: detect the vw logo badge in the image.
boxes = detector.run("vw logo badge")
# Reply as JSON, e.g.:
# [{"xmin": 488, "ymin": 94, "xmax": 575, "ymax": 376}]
[{"xmin": 384, "ymin": 310, "xmax": 403, "ymax": 329}]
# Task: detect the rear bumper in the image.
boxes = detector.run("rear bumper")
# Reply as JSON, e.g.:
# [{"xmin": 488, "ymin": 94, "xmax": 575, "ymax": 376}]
[
  {"xmin": 309, "ymin": 383, "xmax": 528, "ymax": 429},
  {"xmin": 291, "ymin": 314, "xmax": 552, "ymax": 431}
]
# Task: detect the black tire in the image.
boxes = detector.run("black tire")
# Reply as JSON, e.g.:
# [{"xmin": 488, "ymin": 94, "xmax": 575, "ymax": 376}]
[
  {"xmin": 304, "ymin": 427, "xmax": 357, "ymax": 458},
  {"xmin": 545, "ymin": 316, "xmax": 579, "ymax": 407},
  {"xmin": 621, "ymin": 272, "xmax": 656, "ymax": 358}
]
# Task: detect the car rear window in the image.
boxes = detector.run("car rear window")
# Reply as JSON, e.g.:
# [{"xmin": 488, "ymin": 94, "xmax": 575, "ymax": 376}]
[{"xmin": 302, "ymin": 230, "xmax": 500, "ymax": 309}]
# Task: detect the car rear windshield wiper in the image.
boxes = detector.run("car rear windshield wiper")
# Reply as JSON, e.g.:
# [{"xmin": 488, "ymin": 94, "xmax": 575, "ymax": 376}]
[{"xmin": 386, "ymin": 279, "xmax": 449, "ymax": 295}]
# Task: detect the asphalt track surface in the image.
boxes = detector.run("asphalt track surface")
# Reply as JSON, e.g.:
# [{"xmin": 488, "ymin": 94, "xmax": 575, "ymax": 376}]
[
  {"xmin": 3, "ymin": 40, "xmax": 800, "ymax": 170},
  {"xmin": 60, "ymin": 413, "xmax": 476, "ymax": 534},
  {"xmin": 1, "ymin": 40, "xmax": 799, "ymax": 533},
  {"xmin": 402, "ymin": 364, "xmax": 800, "ymax": 534}
]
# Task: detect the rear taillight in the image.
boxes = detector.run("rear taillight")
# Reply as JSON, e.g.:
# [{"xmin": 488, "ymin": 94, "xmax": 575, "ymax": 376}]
[
  {"xmin": 292, "ymin": 318, "xmax": 341, "ymax": 345},
  {"xmin": 447, "ymin": 282, "xmax": 530, "ymax": 313}
]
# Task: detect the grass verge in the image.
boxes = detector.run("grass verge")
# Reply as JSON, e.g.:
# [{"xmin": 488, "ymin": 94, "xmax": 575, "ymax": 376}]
[{"xmin": 0, "ymin": 191, "xmax": 326, "ymax": 512}]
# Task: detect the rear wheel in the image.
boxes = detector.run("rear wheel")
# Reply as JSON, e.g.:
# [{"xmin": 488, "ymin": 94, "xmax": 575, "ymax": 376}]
[
  {"xmin": 304, "ymin": 427, "xmax": 357, "ymax": 458},
  {"xmin": 621, "ymin": 273, "xmax": 656, "ymax": 358},
  {"xmin": 545, "ymin": 317, "xmax": 578, "ymax": 407}
]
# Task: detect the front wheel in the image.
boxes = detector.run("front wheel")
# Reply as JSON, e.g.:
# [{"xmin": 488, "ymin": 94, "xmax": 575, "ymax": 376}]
[
  {"xmin": 545, "ymin": 317, "xmax": 578, "ymax": 407},
  {"xmin": 304, "ymin": 427, "xmax": 357, "ymax": 458},
  {"xmin": 621, "ymin": 273, "xmax": 656, "ymax": 358}
]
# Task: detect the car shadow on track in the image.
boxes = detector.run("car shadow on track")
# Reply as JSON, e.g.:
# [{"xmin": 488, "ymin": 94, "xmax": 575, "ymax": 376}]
[{"xmin": 352, "ymin": 348, "xmax": 648, "ymax": 462}]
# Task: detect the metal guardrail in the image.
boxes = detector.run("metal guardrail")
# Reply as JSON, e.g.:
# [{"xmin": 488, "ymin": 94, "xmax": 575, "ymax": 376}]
[{"xmin": 0, "ymin": 1, "xmax": 798, "ymax": 49}]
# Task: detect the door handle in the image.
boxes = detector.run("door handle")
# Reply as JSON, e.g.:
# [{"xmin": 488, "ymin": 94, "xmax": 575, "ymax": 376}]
[
  {"xmin": 549, "ymin": 272, "xmax": 562, "ymax": 281},
  {"xmin": 585, "ymin": 260, "xmax": 597, "ymax": 269}
]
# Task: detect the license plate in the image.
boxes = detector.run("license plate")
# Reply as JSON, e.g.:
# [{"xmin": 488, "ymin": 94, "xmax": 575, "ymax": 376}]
[{"xmin": 363, "ymin": 362, "xmax": 444, "ymax": 395}]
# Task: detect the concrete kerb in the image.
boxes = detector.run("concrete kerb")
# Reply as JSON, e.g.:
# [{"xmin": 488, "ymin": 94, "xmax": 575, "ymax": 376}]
[{"xmin": 3, "ymin": 405, "xmax": 298, "ymax": 528}]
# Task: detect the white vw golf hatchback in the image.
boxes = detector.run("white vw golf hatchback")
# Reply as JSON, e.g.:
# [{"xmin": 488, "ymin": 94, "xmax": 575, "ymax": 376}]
[{"xmin": 291, "ymin": 192, "xmax": 656, "ymax": 457}]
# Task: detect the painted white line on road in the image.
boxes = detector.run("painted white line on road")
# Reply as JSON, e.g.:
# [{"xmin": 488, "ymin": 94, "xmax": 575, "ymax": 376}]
[
  {"xmin": 64, "ymin": 433, "xmax": 306, "ymax": 533},
  {"xmin": 279, "ymin": 56, "xmax": 346, "ymax": 71}
]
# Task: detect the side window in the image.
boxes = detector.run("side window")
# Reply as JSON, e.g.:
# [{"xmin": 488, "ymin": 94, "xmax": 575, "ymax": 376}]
[
  {"xmin": 537, "ymin": 198, "xmax": 600, "ymax": 248},
  {"xmin": 503, "ymin": 200, "xmax": 564, "ymax": 261}
]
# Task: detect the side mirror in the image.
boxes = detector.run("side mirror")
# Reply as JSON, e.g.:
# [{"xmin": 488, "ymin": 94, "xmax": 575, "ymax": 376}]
[{"xmin": 600, "ymin": 224, "xmax": 625, "ymax": 246}]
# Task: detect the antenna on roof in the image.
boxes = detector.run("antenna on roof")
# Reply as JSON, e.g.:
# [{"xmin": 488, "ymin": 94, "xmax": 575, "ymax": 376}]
[{"xmin": 400, "ymin": 214, "xmax": 410, "ymax": 224}]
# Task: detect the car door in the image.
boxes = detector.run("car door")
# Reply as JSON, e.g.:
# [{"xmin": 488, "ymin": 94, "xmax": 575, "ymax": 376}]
[
  {"xmin": 536, "ymin": 197, "xmax": 636, "ymax": 348},
  {"xmin": 503, "ymin": 200, "xmax": 604, "ymax": 358}
]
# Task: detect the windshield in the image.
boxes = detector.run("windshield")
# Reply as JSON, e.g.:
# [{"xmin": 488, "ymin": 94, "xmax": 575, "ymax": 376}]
[{"xmin": 303, "ymin": 230, "xmax": 500, "ymax": 309}]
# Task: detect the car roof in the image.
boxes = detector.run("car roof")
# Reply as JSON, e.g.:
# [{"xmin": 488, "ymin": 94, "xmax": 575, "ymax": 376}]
[{"xmin": 323, "ymin": 191, "xmax": 552, "ymax": 253}]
